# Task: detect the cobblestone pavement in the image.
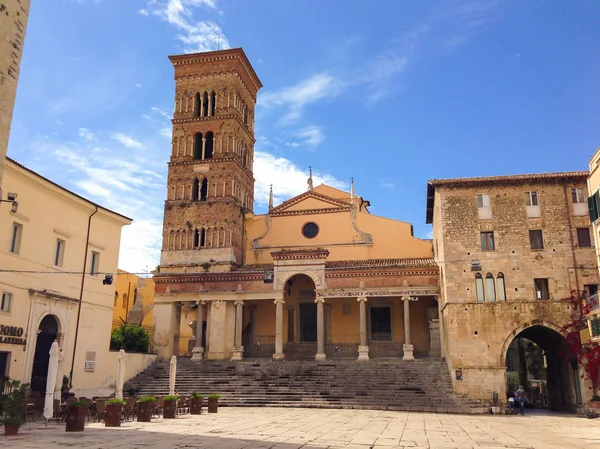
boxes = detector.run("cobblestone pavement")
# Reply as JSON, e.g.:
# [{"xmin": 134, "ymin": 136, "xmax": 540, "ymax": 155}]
[{"xmin": 3, "ymin": 408, "xmax": 600, "ymax": 449}]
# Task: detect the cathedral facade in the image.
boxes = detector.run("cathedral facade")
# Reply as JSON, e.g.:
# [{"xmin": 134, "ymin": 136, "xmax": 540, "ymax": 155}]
[{"xmin": 153, "ymin": 48, "xmax": 441, "ymax": 365}]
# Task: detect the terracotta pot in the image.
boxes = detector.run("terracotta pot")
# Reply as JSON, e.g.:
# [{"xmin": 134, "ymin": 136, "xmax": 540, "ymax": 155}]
[
  {"xmin": 65, "ymin": 406, "xmax": 86, "ymax": 432},
  {"xmin": 207, "ymin": 397, "xmax": 218, "ymax": 413},
  {"xmin": 190, "ymin": 397, "xmax": 203, "ymax": 415},
  {"xmin": 137, "ymin": 401, "xmax": 154, "ymax": 422},
  {"xmin": 104, "ymin": 403, "xmax": 122, "ymax": 427},
  {"xmin": 4, "ymin": 424, "xmax": 19, "ymax": 436},
  {"xmin": 163, "ymin": 400, "xmax": 177, "ymax": 419}
]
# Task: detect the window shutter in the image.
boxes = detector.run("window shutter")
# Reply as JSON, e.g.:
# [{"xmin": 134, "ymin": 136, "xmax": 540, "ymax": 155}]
[{"xmin": 588, "ymin": 195, "xmax": 598, "ymax": 222}]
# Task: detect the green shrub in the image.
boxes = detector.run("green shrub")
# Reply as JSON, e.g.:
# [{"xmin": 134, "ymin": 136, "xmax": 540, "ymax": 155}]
[
  {"xmin": 164, "ymin": 395, "xmax": 179, "ymax": 402},
  {"xmin": 137, "ymin": 396, "xmax": 157, "ymax": 403},
  {"xmin": 106, "ymin": 398, "xmax": 126, "ymax": 405},
  {"xmin": 0, "ymin": 380, "xmax": 29, "ymax": 427},
  {"xmin": 207, "ymin": 394, "xmax": 220, "ymax": 399},
  {"xmin": 68, "ymin": 401, "xmax": 87, "ymax": 407},
  {"xmin": 191, "ymin": 392, "xmax": 203, "ymax": 399},
  {"xmin": 110, "ymin": 324, "xmax": 150, "ymax": 352}
]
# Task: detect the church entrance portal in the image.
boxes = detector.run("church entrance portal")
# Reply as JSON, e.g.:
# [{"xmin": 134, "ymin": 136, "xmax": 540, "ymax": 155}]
[
  {"xmin": 31, "ymin": 315, "xmax": 59, "ymax": 392},
  {"xmin": 505, "ymin": 325, "xmax": 577, "ymax": 411},
  {"xmin": 370, "ymin": 306, "xmax": 392, "ymax": 341},
  {"xmin": 299, "ymin": 303, "xmax": 317, "ymax": 342}
]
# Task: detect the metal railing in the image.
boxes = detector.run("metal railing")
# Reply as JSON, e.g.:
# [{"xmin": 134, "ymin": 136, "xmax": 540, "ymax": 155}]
[{"xmin": 243, "ymin": 335, "xmax": 275, "ymax": 358}]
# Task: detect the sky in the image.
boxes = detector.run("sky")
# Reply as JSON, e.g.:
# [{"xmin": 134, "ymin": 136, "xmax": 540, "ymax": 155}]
[{"xmin": 7, "ymin": 0, "xmax": 600, "ymax": 274}]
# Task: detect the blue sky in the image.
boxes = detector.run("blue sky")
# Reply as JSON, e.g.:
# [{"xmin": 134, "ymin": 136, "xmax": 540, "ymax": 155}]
[{"xmin": 7, "ymin": 0, "xmax": 600, "ymax": 273}]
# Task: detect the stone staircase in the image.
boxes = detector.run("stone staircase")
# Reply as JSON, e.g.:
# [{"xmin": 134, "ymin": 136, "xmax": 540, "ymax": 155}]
[{"xmin": 125, "ymin": 358, "xmax": 488, "ymax": 414}]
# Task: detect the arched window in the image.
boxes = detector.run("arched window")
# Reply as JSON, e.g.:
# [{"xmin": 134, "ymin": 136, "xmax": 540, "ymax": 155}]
[
  {"xmin": 193, "ymin": 133, "xmax": 203, "ymax": 160},
  {"xmin": 204, "ymin": 131, "xmax": 214, "ymax": 159},
  {"xmin": 193, "ymin": 229, "xmax": 200, "ymax": 248},
  {"xmin": 242, "ymin": 151, "xmax": 247, "ymax": 168},
  {"xmin": 122, "ymin": 293, "xmax": 128, "ymax": 309},
  {"xmin": 496, "ymin": 273, "xmax": 506, "ymax": 301},
  {"xmin": 210, "ymin": 91, "xmax": 216, "ymax": 116},
  {"xmin": 192, "ymin": 179, "xmax": 199, "ymax": 201},
  {"xmin": 200, "ymin": 178, "xmax": 208, "ymax": 201},
  {"xmin": 194, "ymin": 92, "xmax": 201, "ymax": 117},
  {"xmin": 475, "ymin": 273, "xmax": 485, "ymax": 302},
  {"xmin": 485, "ymin": 273, "xmax": 496, "ymax": 302},
  {"xmin": 200, "ymin": 228, "xmax": 206, "ymax": 247},
  {"xmin": 202, "ymin": 91, "xmax": 209, "ymax": 117}
]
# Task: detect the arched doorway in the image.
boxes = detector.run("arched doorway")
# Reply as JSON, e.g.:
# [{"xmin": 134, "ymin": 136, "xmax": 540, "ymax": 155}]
[
  {"xmin": 284, "ymin": 274, "xmax": 317, "ymax": 343},
  {"xmin": 31, "ymin": 315, "xmax": 59, "ymax": 392},
  {"xmin": 504, "ymin": 325, "xmax": 578, "ymax": 411}
]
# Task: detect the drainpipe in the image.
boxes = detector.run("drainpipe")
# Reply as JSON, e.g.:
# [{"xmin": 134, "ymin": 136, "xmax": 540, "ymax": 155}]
[
  {"xmin": 69, "ymin": 206, "xmax": 98, "ymax": 387},
  {"xmin": 563, "ymin": 185, "xmax": 580, "ymax": 298}
]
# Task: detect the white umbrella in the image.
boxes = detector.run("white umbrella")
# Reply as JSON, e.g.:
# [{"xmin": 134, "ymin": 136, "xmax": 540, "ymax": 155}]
[
  {"xmin": 169, "ymin": 355, "xmax": 177, "ymax": 396},
  {"xmin": 54, "ymin": 350, "xmax": 65, "ymax": 401},
  {"xmin": 115, "ymin": 349, "xmax": 126, "ymax": 400},
  {"xmin": 43, "ymin": 341, "xmax": 60, "ymax": 421}
]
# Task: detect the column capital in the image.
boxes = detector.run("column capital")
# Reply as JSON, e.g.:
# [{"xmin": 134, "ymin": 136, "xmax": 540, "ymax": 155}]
[
  {"xmin": 274, "ymin": 298, "xmax": 285, "ymax": 305},
  {"xmin": 401, "ymin": 296, "xmax": 419, "ymax": 302},
  {"xmin": 314, "ymin": 297, "xmax": 325, "ymax": 304},
  {"xmin": 234, "ymin": 300, "xmax": 244, "ymax": 306},
  {"xmin": 357, "ymin": 297, "xmax": 368, "ymax": 303}
]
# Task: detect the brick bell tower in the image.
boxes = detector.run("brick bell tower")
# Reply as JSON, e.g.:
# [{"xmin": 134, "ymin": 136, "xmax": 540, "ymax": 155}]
[{"xmin": 160, "ymin": 48, "xmax": 262, "ymax": 272}]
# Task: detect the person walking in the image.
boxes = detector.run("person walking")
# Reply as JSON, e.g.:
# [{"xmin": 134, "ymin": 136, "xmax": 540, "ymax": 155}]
[{"xmin": 516, "ymin": 385, "xmax": 526, "ymax": 415}]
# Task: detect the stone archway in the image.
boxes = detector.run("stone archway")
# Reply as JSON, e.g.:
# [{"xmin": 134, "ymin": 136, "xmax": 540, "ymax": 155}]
[
  {"xmin": 502, "ymin": 322, "xmax": 577, "ymax": 411},
  {"xmin": 284, "ymin": 274, "xmax": 317, "ymax": 343},
  {"xmin": 30, "ymin": 314, "xmax": 60, "ymax": 392}
]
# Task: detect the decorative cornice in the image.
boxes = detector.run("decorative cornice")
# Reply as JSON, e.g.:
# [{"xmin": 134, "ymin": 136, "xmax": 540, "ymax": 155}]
[
  {"xmin": 270, "ymin": 190, "xmax": 351, "ymax": 214},
  {"xmin": 316, "ymin": 287, "xmax": 440, "ymax": 298},
  {"xmin": 271, "ymin": 207, "xmax": 351, "ymax": 217},
  {"xmin": 270, "ymin": 249, "xmax": 330, "ymax": 260},
  {"xmin": 155, "ymin": 272, "xmax": 265, "ymax": 283},
  {"xmin": 172, "ymin": 113, "xmax": 255, "ymax": 142},
  {"xmin": 326, "ymin": 269, "xmax": 438, "ymax": 278}
]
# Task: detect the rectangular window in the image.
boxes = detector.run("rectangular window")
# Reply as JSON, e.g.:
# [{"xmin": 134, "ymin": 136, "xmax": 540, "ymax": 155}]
[
  {"xmin": 577, "ymin": 227, "xmax": 592, "ymax": 248},
  {"xmin": 54, "ymin": 239, "xmax": 66, "ymax": 267},
  {"xmin": 477, "ymin": 194, "xmax": 490, "ymax": 208},
  {"xmin": 525, "ymin": 191, "xmax": 539, "ymax": 206},
  {"xmin": 477, "ymin": 194, "xmax": 492, "ymax": 219},
  {"xmin": 480, "ymin": 232, "xmax": 495, "ymax": 251},
  {"xmin": 90, "ymin": 251, "xmax": 100, "ymax": 276},
  {"xmin": 534, "ymin": 278, "xmax": 550, "ymax": 300},
  {"xmin": 529, "ymin": 230, "xmax": 544, "ymax": 250},
  {"xmin": 9, "ymin": 222, "xmax": 22, "ymax": 254},
  {"xmin": 572, "ymin": 188, "xmax": 585, "ymax": 204},
  {"xmin": 0, "ymin": 292, "xmax": 12, "ymax": 313}
]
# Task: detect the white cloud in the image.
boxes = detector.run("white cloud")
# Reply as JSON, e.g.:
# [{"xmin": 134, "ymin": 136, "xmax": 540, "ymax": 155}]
[
  {"xmin": 78, "ymin": 127, "xmax": 96, "ymax": 141},
  {"xmin": 285, "ymin": 126, "xmax": 324, "ymax": 149},
  {"xmin": 380, "ymin": 180, "xmax": 395, "ymax": 188},
  {"xmin": 253, "ymin": 151, "xmax": 346, "ymax": 208},
  {"xmin": 111, "ymin": 133, "xmax": 143, "ymax": 149},
  {"xmin": 259, "ymin": 73, "xmax": 344, "ymax": 123},
  {"xmin": 143, "ymin": 0, "xmax": 229, "ymax": 53}
]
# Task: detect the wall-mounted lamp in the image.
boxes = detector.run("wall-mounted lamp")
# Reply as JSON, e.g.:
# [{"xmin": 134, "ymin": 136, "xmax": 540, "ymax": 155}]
[{"xmin": 1, "ymin": 192, "xmax": 18, "ymax": 213}]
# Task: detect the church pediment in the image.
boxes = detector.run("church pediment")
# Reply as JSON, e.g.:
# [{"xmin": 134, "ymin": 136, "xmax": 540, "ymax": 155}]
[{"xmin": 270, "ymin": 189, "xmax": 351, "ymax": 216}]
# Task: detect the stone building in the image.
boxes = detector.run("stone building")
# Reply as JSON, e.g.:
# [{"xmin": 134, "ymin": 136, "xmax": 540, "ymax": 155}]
[
  {"xmin": 426, "ymin": 172, "xmax": 598, "ymax": 409},
  {"xmin": 154, "ymin": 48, "xmax": 441, "ymax": 364},
  {"xmin": 0, "ymin": 1, "xmax": 30, "ymax": 196},
  {"xmin": 112, "ymin": 270, "xmax": 155, "ymax": 332}
]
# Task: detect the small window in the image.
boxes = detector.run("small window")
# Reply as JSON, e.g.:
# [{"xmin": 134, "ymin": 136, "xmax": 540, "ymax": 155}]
[
  {"xmin": 525, "ymin": 191, "xmax": 539, "ymax": 206},
  {"xmin": 577, "ymin": 227, "xmax": 591, "ymax": 247},
  {"xmin": 572, "ymin": 188, "xmax": 585, "ymax": 204},
  {"xmin": 534, "ymin": 278, "xmax": 549, "ymax": 300},
  {"xmin": 496, "ymin": 273, "xmax": 506, "ymax": 301},
  {"xmin": 90, "ymin": 251, "xmax": 100, "ymax": 276},
  {"xmin": 477, "ymin": 194, "xmax": 490, "ymax": 208},
  {"xmin": 9, "ymin": 222, "xmax": 22, "ymax": 254},
  {"xmin": 122, "ymin": 293, "xmax": 128, "ymax": 309},
  {"xmin": 54, "ymin": 239, "xmax": 66, "ymax": 267},
  {"xmin": 475, "ymin": 274, "xmax": 485, "ymax": 302},
  {"xmin": 529, "ymin": 230, "xmax": 544, "ymax": 250},
  {"xmin": 302, "ymin": 222, "xmax": 319, "ymax": 239},
  {"xmin": 485, "ymin": 273, "xmax": 496, "ymax": 302},
  {"xmin": 480, "ymin": 232, "xmax": 495, "ymax": 251},
  {"xmin": 1, "ymin": 292, "xmax": 12, "ymax": 313}
]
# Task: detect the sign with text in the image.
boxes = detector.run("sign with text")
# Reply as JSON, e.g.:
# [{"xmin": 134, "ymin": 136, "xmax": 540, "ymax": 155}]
[{"xmin": 0, "ymin": 325, "xmax": 26, "ymax": 345}]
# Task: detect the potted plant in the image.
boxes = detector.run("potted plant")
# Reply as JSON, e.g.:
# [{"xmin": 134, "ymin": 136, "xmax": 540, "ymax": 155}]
[
  {"xmin": 190, "ymin": 392, "xmax": 203, "ymax": 415},
  {"xmin": 207, "ymin": 394, "xmax": 220, "ymax": 413},
  {"xmin": 163, "ymin": 395, "xmax": 179, "ymax": 419},
  {"xmin": 0, "ymin": 380, "xmax": 28, "ymax": 436},
  {"xmin": 105, "ymin": 398, "xmax": 125, "ymax": 427},
  {"xmin": 65, "ymin": 401, "xmax": 87, "ymax": 432},
  {"xmin": 589, "ymin": 395, "xmax": 600, "ymax": 409},
  {"xmin": 137, "ymin": 396, "xmax": 156, "ymax": 422}
]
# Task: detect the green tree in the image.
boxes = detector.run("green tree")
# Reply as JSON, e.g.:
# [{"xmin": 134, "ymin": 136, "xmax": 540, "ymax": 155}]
[{"xmin": 110, "ymin": 324, "xmax": 150, "ymax": 352}]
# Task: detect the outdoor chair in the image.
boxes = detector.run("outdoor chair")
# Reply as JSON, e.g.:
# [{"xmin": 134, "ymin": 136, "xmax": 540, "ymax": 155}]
[{"xmin": 95, "ymin": 398, "xmax": 106, "ymax": 422}]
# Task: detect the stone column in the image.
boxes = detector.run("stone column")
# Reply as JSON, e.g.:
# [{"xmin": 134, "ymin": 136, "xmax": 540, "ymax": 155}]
[
  {"xmin": 191, "ymin": 302, "xmax": 205, "ymax": 361},
  {"xmin": 231, "ymin": 300, "xmax": 244, "ymax": 361},
  {"xmin": 201, "ymin": 138, "xmax": 206, "ymax": 160},
  {"xmin": 273, "ymin": 299, "xmax": 285, "ymax": 360},
  {"xmin": 208, "ymin": 94, "xmax": 213, "ymax": 116},
  {"xmin": 287, "ymin": 306, "xmax": 294, "ymax": 343},
  {"xmin": 153, "ymin": 302, "xmax": 178, "ymax": 361},
  {"xmin": 315, "ymin": 297, "xmax": 326, "ymax": 360},
  {"xmin": 402, "ymin": 296, "xmax": 416, "ymax": 361},
  {"xmin": 357, "ymin": 297, "xmax": 369, "ymax": 361}
]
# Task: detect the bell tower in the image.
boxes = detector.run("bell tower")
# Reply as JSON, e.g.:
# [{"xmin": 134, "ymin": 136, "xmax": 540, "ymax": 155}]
[{"xmin": 160, "ymin": 48, "xmax": 262, "ymax": 272}]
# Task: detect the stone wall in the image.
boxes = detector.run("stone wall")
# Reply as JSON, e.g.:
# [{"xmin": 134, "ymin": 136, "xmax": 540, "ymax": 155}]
[{"xmin": 0, "ymin": 0, "xmax": 30, "ymax": 193}]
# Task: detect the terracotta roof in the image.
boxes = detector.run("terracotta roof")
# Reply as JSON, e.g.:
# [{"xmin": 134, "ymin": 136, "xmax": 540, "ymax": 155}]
[
  {"xmin": 232, "ymin": 264, "xmax": 274, "ymax": 272},
  {"xmin": 325, "ymin": 258, "xmax": 436, "ymax": 270},
  {"xmin": 428, "ymin": 171, "xmax": 588, "ymax": 186}
]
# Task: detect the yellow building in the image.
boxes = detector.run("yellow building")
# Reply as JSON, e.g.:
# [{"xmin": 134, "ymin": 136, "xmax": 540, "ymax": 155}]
[
  {"xmin": 112, "ymin": 270, "xmax": 155, "ymax": 332},
  {"xmin": 587, "ymin": 147, "xmax": 600, "ymax": 341},
  {"xmin": 0, "ymin": 157, "xmax": 134, "ymax": 395}
]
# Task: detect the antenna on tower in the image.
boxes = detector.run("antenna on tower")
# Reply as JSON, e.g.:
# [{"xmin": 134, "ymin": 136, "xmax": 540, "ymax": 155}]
[{"xmin": 215, "ymin": 31, "xmax": 223, "ymax": 51}]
